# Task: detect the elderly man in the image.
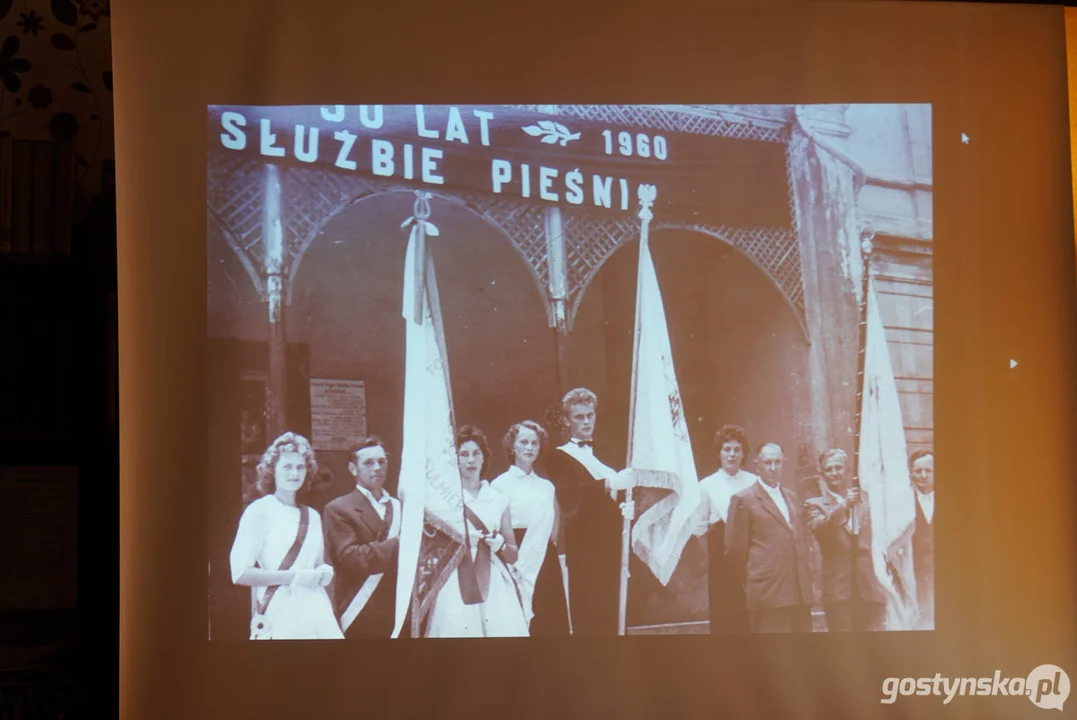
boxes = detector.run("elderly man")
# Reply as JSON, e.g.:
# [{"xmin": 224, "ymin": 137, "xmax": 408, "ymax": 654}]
[
  {"xmin": 804, "ymin": 449, "xmax": 888, "ymax": 632},
  {"xmin": 725, "ymin": 442, "xmax": 814, "ymax": 633},
  {"xmin": 322, "ymin": 436, "xmax": 402, "ymax": 638}
]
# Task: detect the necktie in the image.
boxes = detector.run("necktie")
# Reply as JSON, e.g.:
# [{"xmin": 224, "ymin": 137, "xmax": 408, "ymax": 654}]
[{"xmin": 380, "ymin": 501, "xmax": 394, "ymax": 540}]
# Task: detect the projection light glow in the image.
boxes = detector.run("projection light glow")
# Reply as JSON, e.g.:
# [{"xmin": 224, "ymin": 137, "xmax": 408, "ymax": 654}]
[{"xmin": 205, "ymin": 103, "xmax": 934, "ymax": 640}]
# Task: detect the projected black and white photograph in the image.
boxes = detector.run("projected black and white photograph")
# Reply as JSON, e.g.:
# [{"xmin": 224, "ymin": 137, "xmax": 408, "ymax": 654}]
[{"xmin": 205, "ymin": 103, "xmax": 934, "ymax": 640}]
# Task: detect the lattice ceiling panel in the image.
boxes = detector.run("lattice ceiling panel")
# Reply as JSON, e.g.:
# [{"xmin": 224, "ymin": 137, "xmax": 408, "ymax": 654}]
[
  {"xmin": 560, "ymin": 210, "xmax": 641, "ymax": 327},
  {"xmin": 281, "ymin": 168, "xmax": 391, "ymax": 276},
  {"xmin": 207, "ymin": 154, "xmax": 266, "ymax": 268},
  {"xmin": 657, "ymin": 223, "xmax": 805, "ymax": 317},
  {"xmin": 462, "ymin": 194, "xmax": 550, "ymax": 293}
]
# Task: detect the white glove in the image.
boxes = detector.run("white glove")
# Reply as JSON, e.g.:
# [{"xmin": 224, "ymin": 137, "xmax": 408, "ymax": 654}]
[
  {"xmin": 315, "ymin": 564, "xmax": 334, "ymax": 587},
  {"xmin": 609, "ymin": 468, "xmax": 635, "ymax": 492},
  {"xmin": 621, "ymin": 499, "xmax": 635, "ymax": 520},
  {"xmin": 483, "ymin": 534, "xmax": 506, "ymax": 554}
]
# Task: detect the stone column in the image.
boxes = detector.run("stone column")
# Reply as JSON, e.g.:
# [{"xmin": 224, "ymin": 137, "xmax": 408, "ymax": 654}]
[
  {"xmin": 787, "ymin": 105, "xmax": 865, "ymax": 460},
  {"xmin": 263, "ymin": 164, "xmax": 287, "ymax": 439},
  {"xmin": 545, "ymin": 206, "xmax": 570, "ymax": 393}
]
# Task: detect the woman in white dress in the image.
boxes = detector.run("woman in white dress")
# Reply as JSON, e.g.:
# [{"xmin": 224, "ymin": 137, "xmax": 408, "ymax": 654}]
[
  {"xmin": 230, "ymin": 432, "xmax": 344, "ymax": 640},
  {"xmin": 491, "ymin": 420, "xmax": 569, "ymax": 635},
  {"xmin": 693, "ymin": 424, "xmax": 758, "ymax": 634},
  {"xmin": 424, "ymin": 425, "xmax": 529, "ymax": 638}
]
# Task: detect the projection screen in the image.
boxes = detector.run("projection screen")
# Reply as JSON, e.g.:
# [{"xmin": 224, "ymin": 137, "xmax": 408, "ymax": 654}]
[{"xmin": 115, "ymin": 1, "xmax": 1077, "ymax": 718}]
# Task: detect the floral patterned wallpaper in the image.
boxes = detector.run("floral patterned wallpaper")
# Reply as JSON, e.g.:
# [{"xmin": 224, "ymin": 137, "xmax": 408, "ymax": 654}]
[{"xmin": 0, "ymin": 0, "xmax": 113, "ymax": 219}]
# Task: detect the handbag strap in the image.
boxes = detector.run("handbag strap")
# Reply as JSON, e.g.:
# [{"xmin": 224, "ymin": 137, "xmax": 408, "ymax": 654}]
[{"xmin": 255, "ymin": 504, "xmax": 310, "ymax": 616}]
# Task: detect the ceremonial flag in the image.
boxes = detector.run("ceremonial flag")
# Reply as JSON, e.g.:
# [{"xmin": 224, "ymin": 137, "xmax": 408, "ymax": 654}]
[
  {"xmin": 393, "ymin": 205, "xmax": 465, "ymax": 638},
  {"xmin": 626, "ymin": 185, "xmax": 703, "ymax": 587},
  {"xmin": 857, "ymin": 274, "xmax": 920, "ymax": 630}
]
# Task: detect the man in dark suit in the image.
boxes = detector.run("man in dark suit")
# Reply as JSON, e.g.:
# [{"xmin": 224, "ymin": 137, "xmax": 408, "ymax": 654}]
[
  {"xmin": 725, "ymin": 442, "xmax": 814, "ymax": 633},
  {"xmin": 545, "ymin": 387, "xmax": 632, "ymax": 636},
  {"xmin": 804, "ymin": 449, "xmax": 888, "ymax": 632},
  {"xmin": 909, "ymin": 449, "xmax": 934, "ymax": 630},
  {"xmin": 323, "ymin": 436, "xmax": 401, "ymax": 638}
]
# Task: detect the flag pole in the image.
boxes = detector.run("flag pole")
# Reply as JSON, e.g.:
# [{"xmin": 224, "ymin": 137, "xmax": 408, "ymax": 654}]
[
  {"xmin": 395, "ymin": 190, "xmax": 451, "ymax": 638},
  {"xmin": 850, "ymin": 229, "xmax": 875, "ymax": 517},
  {"xmin": 412, "ymin": 191, "xmax": 481, "ymax": 609},
  {"xmin": 852, "ymin": 229, "xmax": 918, "ymax": 628},
  {"xmin": 621, "ymin": 184, "xmax": 658, "ymax": 636},
  {"xmin": 849, "ymin": 229, "xmax": 875, "ymax": 623},
  {"xmin": 412, "ymin": 192, "xmax": 432, "ymax": 325}
]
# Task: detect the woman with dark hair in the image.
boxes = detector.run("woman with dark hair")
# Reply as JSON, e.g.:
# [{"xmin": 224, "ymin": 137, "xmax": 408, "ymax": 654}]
[
  {"xmin": 424, "ymin": 425, "xmax": 528, "ymax": 637},
  {"xmin": 229, "ymin": 432, "xmax": 343, "ymax": 640},
  {"xmin": 491, "ymin": 420, "xmax": 570, "ymax": 635},
  {"xmin": 693, "ymin": 424, "xmax": 759, "ymax": 634}
]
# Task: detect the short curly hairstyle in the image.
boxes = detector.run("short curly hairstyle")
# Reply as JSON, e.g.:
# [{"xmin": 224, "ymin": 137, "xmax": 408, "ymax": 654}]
[
  {"xmin": 456, "ymin": 424, "xmax": 493, "ymax": 479},
  {"xmin": 714, "ymin": 424, "xmax": 751, "ymax": 461},
  {"xmin": 502, "ymin": 420, "xmax": 549, "ymax": 463},
  {"xmin": 256, "ymin": 432, "xmax": 318, "ymax": 499}
]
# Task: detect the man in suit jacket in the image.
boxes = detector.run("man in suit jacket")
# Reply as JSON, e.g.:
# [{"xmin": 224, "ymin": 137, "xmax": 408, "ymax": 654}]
[
  {"xmin": 909, "ymin": 449, "xmax": 934, "ymax": 630},
  {"xmin": 323, "ymin": 436, "xmax": 402, "ymax": 638},
  {"xmin": 545, "ymin": 387, "xmax": 632, "ymax": 636},
  {"xmin": 725, "ymin": 442, "xmax": 814, "ymax": 633},
  {"xmin": 804, "ymin": 449, "xmax": 888, "ymax": 632}
]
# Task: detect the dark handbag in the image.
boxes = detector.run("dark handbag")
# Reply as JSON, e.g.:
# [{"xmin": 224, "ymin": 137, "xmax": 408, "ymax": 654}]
[{"xmin": 250, "ymin": 505, "xmax": 310, "ymax": 639}]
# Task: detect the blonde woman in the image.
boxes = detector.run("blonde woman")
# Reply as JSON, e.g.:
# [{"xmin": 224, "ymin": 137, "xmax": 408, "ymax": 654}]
[
  {"xmin": 491, "ymin": 420, "xmax": 569, "ymax": 635},
  {"xmin": 229, "ymin": 432, "xmax": 343, "ymax": 640}
]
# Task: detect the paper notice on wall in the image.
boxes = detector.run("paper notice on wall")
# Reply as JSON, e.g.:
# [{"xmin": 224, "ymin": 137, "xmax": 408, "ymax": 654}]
[{"xmin": 309, "ymin": 378, "xmax": 367, "ymax": 451}]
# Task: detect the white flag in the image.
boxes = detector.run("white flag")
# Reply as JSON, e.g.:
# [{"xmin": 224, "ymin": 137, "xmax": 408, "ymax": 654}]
[
  {"xmin": 858, "ymin": 274, "xmax": 920, "ymax": 631},
  {"xmin": 393, "ymin": 221, "xmax": 463, "ymax": 638},
  {"xmin": 627, "ymin": 217, "xmax": 702, "ymax": 587}
]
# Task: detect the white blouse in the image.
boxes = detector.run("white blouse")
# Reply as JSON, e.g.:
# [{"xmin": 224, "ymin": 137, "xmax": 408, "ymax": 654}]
[
  {"xmin": 228, "ymin": 494, "xmax": 343, "ymax": 640},
  {"xmin": 693, "ymin": 468, "xmax": 759, "ymax": 534},
  {"xmin": 491, "ymin": 465, "xmax": 556, "ymax": 530},
  {"xmin": 490, "ymin": 465, "xmax": 557, "ymax": 622},
  {"xmin": 230, "ymin": 494, "xmax": 326, "ymax": 590},
  {"xmin": 460, "ymin": 481, "xmax": 511, "ymax": 555}
]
